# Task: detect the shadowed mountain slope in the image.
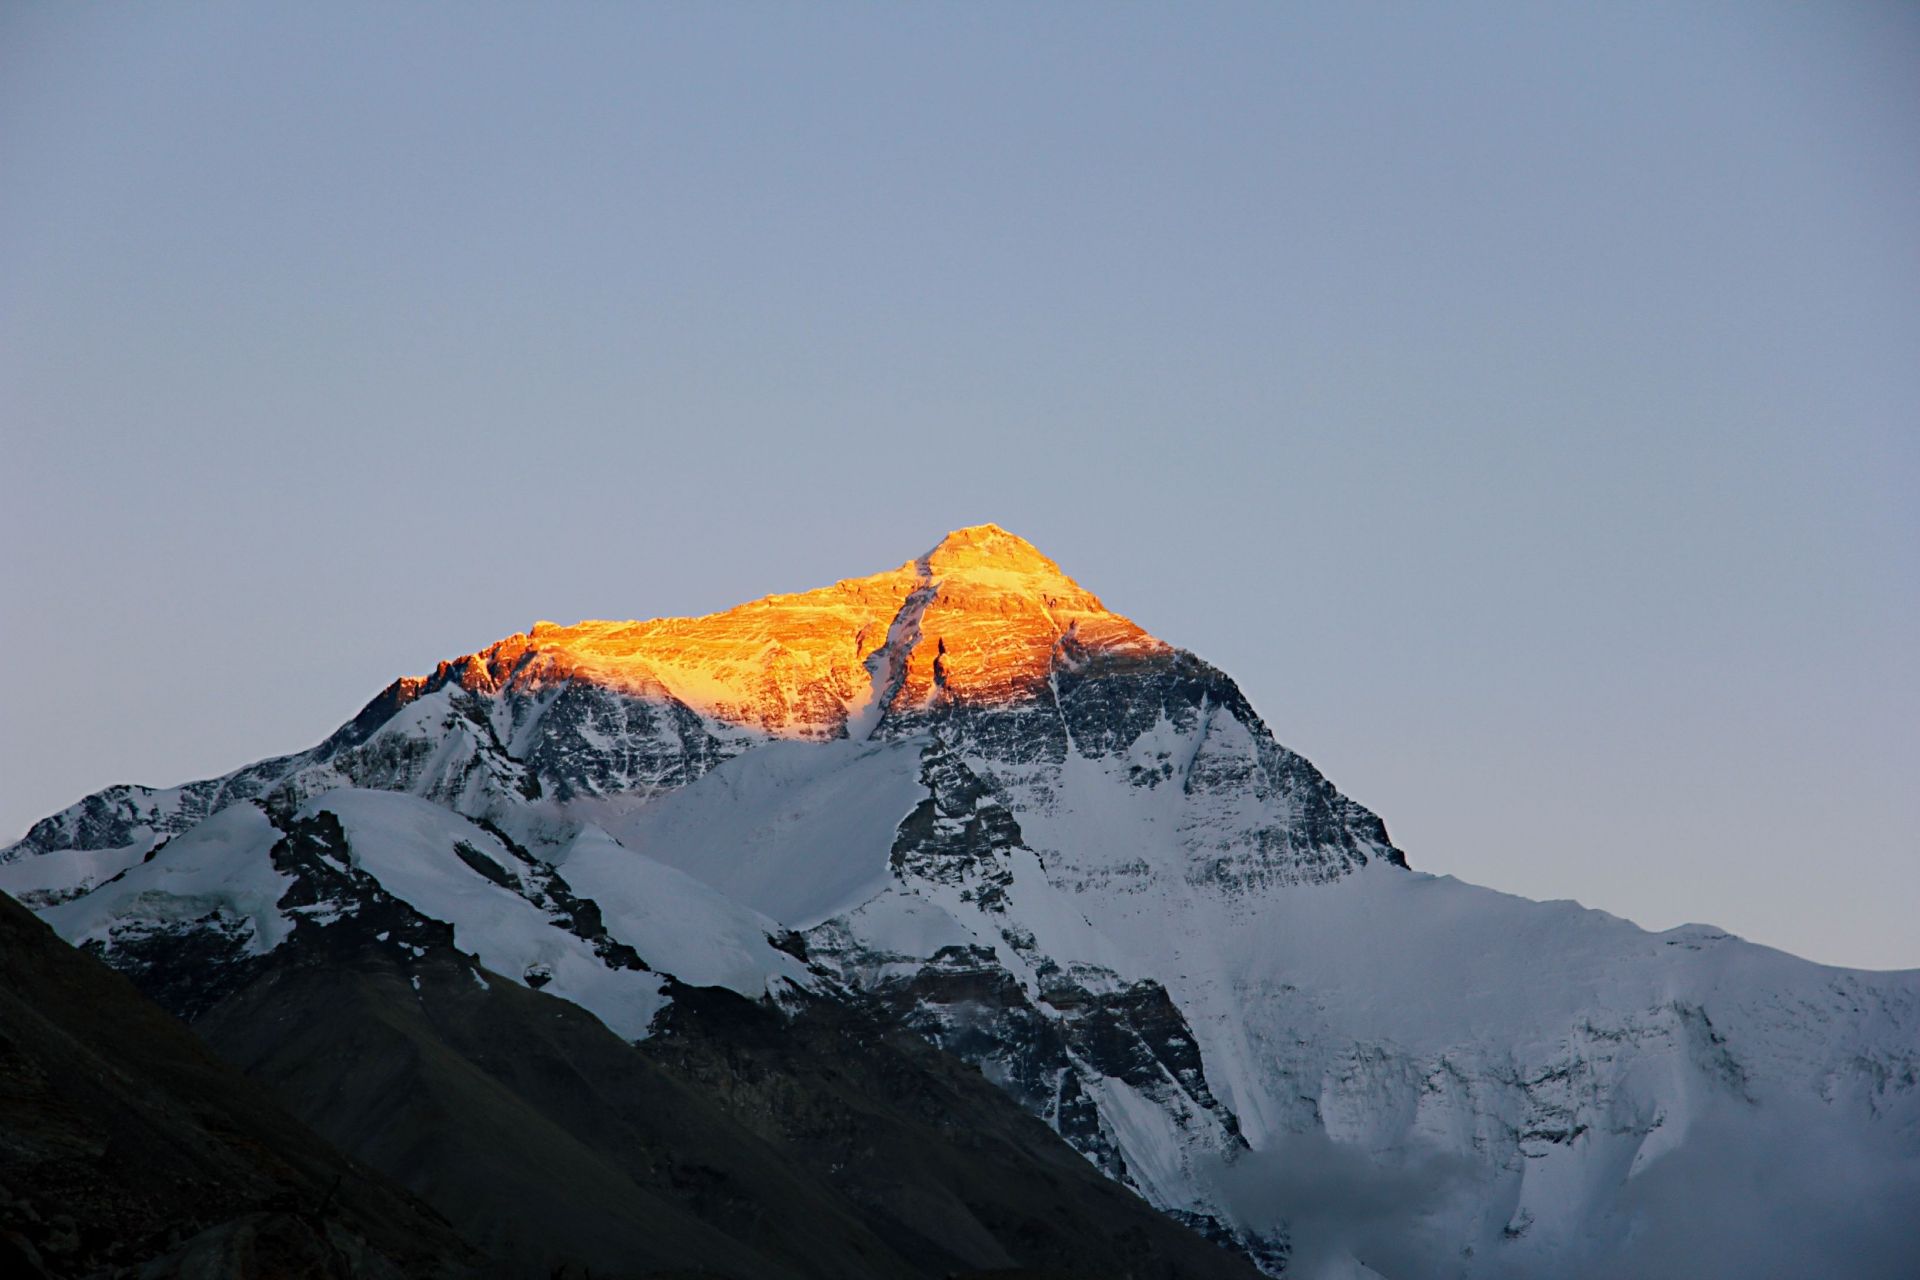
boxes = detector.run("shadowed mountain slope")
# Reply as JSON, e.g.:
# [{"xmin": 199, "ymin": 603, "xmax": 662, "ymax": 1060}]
[
  {"xmin": 190, "ymin": 928, "xmax": 1261, "ymax": 1279},
  {"xmin": 0, "ymin": 889, "xmax": 476, "ymax": 1280}
]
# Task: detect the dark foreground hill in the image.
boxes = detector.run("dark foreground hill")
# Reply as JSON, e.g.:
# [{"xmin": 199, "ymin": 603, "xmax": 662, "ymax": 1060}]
[{"xmin": 0, "ymin": 889, "xmax": 475, "ymax": 1279}]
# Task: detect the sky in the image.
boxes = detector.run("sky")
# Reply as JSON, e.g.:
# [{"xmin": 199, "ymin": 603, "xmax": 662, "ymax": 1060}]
[{"xmin": 2, "ymin": 2, "xmax": 1915, "ymax": 968}]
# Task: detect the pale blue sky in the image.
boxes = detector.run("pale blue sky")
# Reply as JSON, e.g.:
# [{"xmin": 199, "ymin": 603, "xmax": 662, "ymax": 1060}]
[{"xmin": 4, "ymin": 3, "xmax": 1915, "ymax": 966}]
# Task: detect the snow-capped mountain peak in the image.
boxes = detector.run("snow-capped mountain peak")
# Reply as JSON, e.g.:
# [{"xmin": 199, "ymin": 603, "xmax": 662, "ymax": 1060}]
[
  {"xmin": 5, "ymin": 525, "xmax": 1915, "ymax": 1278},
  {"xmin": 413, "ymin": 522, "xmax": 1163, "ymax": 745}
]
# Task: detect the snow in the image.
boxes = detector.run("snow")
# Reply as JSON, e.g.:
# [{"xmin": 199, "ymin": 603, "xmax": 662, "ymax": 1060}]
[
  {"xmin": 1081, "ymin": 1073, "xmax": 1215, "ymax": 1213},
  {"xmin": 0, "ymin": 838, "xmax": 150, "ymax": 904},
  {"xmin": 299, "ymin": 790, "xmax": 669, "ymax": 1040},
  {"xmin": 43, "ymin": 803, "xmax": 292, "ymax": 954},
  {"xmin": 829, "ymin": 725, "xmax": 1920, "ymax": 1275},
  {"xmin": 551, "ymin": 822, "xmax": 811, "ymax": 996},
  {"xmin": 569, "ymin": 736, "xmax": 927, "ymax": 927},
  {"xmin": 844, "ymin": 582, "xmax": 933, "ymax": 741},
  {"xmin": 829, "ymin": 890, "xmax": 976, "ymax": 960}
]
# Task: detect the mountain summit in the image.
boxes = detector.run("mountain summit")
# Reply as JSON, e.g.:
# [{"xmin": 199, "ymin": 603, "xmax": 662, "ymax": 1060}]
[
  {"xmin": 433, "ymin": 523, "xmax": 1162, "ymax": 741},
  {"xmin": 4, "ymin": 526, "xmax": 1916, "ymax": 1278}
]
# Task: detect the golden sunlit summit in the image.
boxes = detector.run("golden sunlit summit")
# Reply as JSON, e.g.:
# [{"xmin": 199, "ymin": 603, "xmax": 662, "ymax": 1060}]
[{"xmin": 426, "ymin": 525, "xmax": 1168, "ymax": 738}]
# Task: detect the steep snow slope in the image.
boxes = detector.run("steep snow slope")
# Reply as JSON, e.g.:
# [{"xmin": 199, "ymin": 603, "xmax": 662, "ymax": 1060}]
[
  {"xmin": 41, "ymin": 788, "xmax": 808, "ymax": 1040},
  {"xmin": 6, "ymin": 524, "xmax": 1916, "ymax": 1277}
]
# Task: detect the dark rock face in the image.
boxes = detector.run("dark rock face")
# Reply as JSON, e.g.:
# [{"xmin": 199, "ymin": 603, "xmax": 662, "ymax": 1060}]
[
  {"xmin": 266, "ymin": 809, "xmax": 462, "ymax": 959},
  {"xmin": 951, "ymin": 648, "xmax": 1399, "ymax": 883},
  {"xmin": 817, "ymin": 734, "xmax": 1269, "ymax": 1263},
  {"xmin": 815, "ymin": 938, "xmax": 1274, "ymax": 1267},
  {"xmin": 514, "ymin": 680, "xmax": 737, "ymax": 801},
  {"xmin": 865, "ymin": 944, "xmax": 1100, "ymax": 1148},
  {"xmin": 889, "ymin": 743, "xmax": 1020, "ymax": 912},
  {"xmin": 194, "ymin": 943, "xmax": 833, "ymax": 1279},
  {"xmin": 870, "ymin": 645, "xmax": 1401, "ymax": 907},
  {"xmin": 8, "ymin": 761, "xmax": 284, "ymax": 862},
  {"xmin": 1038, "ymin": 977, "xmax": 1239, "ymax": 1144},
  {"xmin": 883, "ymin": 696, "xmax": 1070, "ymax": 768},
  {"xmin": 77, "ymin": 907, "xmax": 264, "ymax": 1025},
  {"xmin": 76, "ymin": 805, "xmax": 462, "ymax": 1026},
  {"xmin": 466, "ymin": 818, "xmax": 651, "ymax": 972}
]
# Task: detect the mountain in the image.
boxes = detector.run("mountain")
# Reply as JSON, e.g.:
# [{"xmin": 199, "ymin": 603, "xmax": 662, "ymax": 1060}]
[{"xmin": 6, "ymin": 523, "xmax": 1917, "ymax": 1277}]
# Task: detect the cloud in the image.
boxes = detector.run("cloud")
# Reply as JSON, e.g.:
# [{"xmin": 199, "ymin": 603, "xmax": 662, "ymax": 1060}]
[{"xmin": 1201, "ymin": 1131, "xmax": 1480, "ymax": 1279}]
